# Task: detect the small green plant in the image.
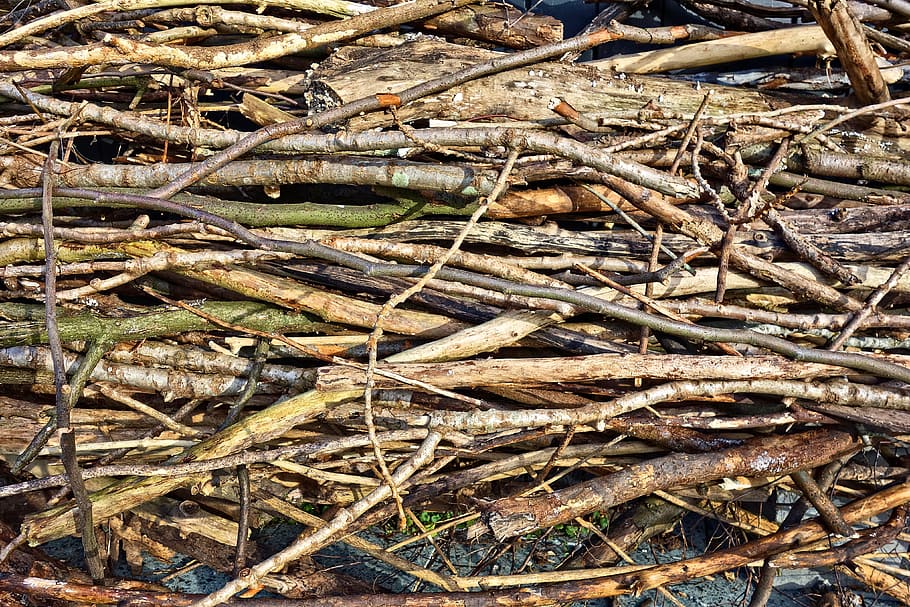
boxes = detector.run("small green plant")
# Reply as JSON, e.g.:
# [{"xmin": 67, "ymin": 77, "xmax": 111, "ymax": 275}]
[{"xmin": 383, "ymin": 510, "xmax": 458, "ymax": 535}]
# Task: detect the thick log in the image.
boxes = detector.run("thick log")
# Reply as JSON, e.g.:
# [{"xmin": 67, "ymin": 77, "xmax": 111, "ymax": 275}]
[
  {"xmin": 481, "ymin": 428, "xmax": 860, "ymax": 539},
  {"xmin": 306, "ymin": 39, "xmax": 794, "ymax": 130}
]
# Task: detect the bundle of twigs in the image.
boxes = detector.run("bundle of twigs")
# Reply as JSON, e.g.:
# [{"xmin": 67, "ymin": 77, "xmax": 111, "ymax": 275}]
[{"xmin": 0, "ymin": 0, "xmax": 908, "ymax": 605}]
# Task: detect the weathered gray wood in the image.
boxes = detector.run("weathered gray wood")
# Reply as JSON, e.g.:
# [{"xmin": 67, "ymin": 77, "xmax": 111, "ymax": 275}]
[
  {"xmin": 421, "ymin": 3, "xmax": 563, "ymax": 49},
  {"xmin": 358, "ymin": 218, "xmax": 910, "ymax": 263},
  {"xmin": 314, "ymin": 353, "xmax": 874, "ymax": 391},
  {"xmin": 305, "ymin": 38, "xmax": 795, "ymax": 130}
]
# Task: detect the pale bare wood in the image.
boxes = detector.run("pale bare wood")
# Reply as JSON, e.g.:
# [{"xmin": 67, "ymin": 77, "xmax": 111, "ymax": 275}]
[
  {"xmin": 809, "ymin": 1, "xmax": 892, "ymax": 104},
  {"xmin": 239, "ymin": 93, "xmax": 297, "ymax": 126},
  {"xmin": 316, "ymin": 353, "xmax": 906, "ymax": 390},
  {"xmin": 592, "ymin": 25, "xmax": 891, "ymax": 82},
  {"xmin": 384, "ymin": 309, "xmax": 561, "ymax": 364},
  {"xmin": 307, "ymin": 39, "xmax": 793, "ymax": 131},
  {"xmin": 0, "ymin": 0, "xmax": 476, "ymax": 71},
  {"xmin": 491, "ymin": 184, "xmax": 665, "ymax": 218}
]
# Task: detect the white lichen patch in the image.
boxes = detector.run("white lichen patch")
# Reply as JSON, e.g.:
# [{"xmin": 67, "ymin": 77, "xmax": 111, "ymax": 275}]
[{"xmin": 750, "ymin": 450, "xmax": 788, "ymax": 473}]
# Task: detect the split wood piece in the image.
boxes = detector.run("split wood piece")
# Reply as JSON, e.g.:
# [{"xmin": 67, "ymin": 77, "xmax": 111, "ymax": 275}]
[
  {"xmin": 133, "ymin": 497, "xmax": 241, "ymax": 548},
  {"xmin": 123, "ymin": 497, "xmax": 249, "ymax": 573},
  {"xmin": 480, "ymin": 428, "xmax": 860, "ymax": 540},
  {"xmin": 808, "ymin": 0, "xmax": 892, "ymax": 105},
  {"xmin": 20, "ymin": 389, "xmax": 362, "ymax": 546},
  {"xmin": 384, "ymin": 308, "xmax": 561, "ymax": 363},
  {"xmin": 492, "ymin": 184, "xmax": 670, "ymax": 219},
  {"xmin": 597, "ymin": 26, "xmax": 835, "ymax": 71},
  {"xmin": 421, "ymin": 3, "xmax": 563, "ymax": 49},
  {"xmin": 306, "ymin": 38, "xmax": 793, "ymax": 131},
  {"xmin": 0, "ymin": 0, "xmax": 478, "ymax": 71},
  {"xmin": 592, "ymin": 25, "xmax": 902, "ymax": 84},
  {"xmin": 185, "ymin": 265, "xmax": 468, "ymax": 337},
  {"xmin": 239, "ymin": 93, "xmax": 298, "ymax": 127},
  {"xmin": 315, "ymin": 353, "xmax": 888, "ymax": 390}
]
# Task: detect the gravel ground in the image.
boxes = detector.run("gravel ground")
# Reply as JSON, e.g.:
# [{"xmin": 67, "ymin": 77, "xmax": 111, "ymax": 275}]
[{"xmin": 42, "ymin": 510, "xmax": 896, "ymax": 607}]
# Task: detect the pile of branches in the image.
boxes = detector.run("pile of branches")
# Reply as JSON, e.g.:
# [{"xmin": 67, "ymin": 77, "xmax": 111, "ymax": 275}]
[{"xmin": 0, "ymin": 0, "xmax": 909, "ymax": 604}]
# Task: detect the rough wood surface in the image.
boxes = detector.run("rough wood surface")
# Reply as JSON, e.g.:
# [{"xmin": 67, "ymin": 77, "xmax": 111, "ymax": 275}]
[{"xmin": 306, "ymin": 38, "xmax": 793, "ymax": 130}]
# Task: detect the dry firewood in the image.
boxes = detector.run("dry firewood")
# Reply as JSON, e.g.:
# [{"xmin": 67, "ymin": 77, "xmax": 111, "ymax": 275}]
[
  {"xmin": 1, "ymin": 0, "xmax": 908, "ymax": 602},
  {"xmin": 809, "ymin": 0, "xmax": 892, "ymax": 104},
  {"xmin": 354, "ymin": 217, "xmax": 910, "ymax": 263},
  {"xmin": 594, "ymin": 26, "xmax": 833, "ymax": 74},
  {"xmin": 479, "ymin": 428, "xmax": 860, "ymax": 540},
  {"xmin": 797, "ymin": 147, "xmax": 910, "ymax": 186},
  {"xmin": 600, "ymin": 175, "xmax": 867, "ymax": 311},
  {"xmin": 0, "ymin": 516, "xmax": 76, "ymax": 607},
  {"xmin": 566, "ymin": 495, "xmax": 686, "ymax": 568},
  {"xmin": 5, "ymin": 156, "xmax": 503, "ymax": 196},
  {"xmin": 769, "ymin": 505, "xmax": 907, "ymax": 568},
  {"xmin": 178, "ymin": 482, "xmax": 910, "ymax": 606},
  {"xmin": 0, "ymin": 0, "xmax": 477, "ymax": 71},
  {"xmin": 315, "ymin": 353, "xmax": 895, "ymax": 391},
  {"xmin": 677, "ymin": 0, "xmax": 791, "ymax": 30},
  {"xmin": 420, "ymin": 3, "xmax": 563, "ymax": 49},
  {"xmin": 306, "ymin": 38, "xmax": 795, "ymax": 131},
  {"xmin": 0, "ymin": 573, "xmax": 220, "ymax": 606},
  {"xmin": 20, "ymin": 389, "xmax": 363, "ymax": 545},
  {"xmin": 0, "ymin": 345, "xmax": 286, "ymax": 400}
]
